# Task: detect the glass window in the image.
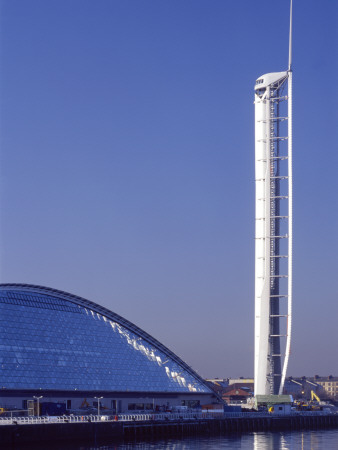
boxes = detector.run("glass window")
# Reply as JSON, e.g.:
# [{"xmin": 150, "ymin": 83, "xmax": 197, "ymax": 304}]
[{"xmin": 0, "ymin": 289, "xmax": 211, "ymax": 394}]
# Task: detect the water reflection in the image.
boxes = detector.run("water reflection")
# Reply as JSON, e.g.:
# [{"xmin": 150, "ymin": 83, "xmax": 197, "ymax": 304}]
[
  {"xmin": 253, "ymin": 430, "xmax": 338, "ymax": 450},
  {"xmin": 9, "ymin": 429, "xmax": 338, "ymax": 450},
  {"xmin": 254, "ymin": 432, "xmax": 289, "ymax": 450}
]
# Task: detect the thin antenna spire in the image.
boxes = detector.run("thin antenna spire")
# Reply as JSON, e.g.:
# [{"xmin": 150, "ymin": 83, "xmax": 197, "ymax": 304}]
[{"xmin": 288, "ymin": 0, "xmax": 293, "ymax": 71}]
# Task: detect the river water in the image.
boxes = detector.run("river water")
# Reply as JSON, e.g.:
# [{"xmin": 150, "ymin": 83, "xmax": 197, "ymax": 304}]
[{"xmin": 11, "ymin": 429, "xmax": 338, "ymax": 450}]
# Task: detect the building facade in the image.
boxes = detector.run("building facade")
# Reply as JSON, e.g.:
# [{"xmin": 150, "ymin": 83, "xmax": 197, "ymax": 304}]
[{"xmin": 312, "ymin": 376, "xmax": 338, "ymax": 399}]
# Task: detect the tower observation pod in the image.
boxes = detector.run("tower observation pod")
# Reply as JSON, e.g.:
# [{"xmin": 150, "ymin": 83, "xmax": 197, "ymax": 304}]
[{"xmin": 254, "ymin": 1, "xmax": 293, "ymax": 396}]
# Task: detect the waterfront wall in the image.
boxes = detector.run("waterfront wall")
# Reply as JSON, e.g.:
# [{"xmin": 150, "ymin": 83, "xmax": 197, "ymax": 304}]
[{"xmin": 1, "ymin": 414, "xmax": 338, "ymax": 446}]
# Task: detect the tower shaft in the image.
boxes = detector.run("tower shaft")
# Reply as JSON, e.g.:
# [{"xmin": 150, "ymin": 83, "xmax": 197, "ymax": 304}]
[{"xmin": 254, "ymin": 71, "xmax": 292, "ymax": 396}]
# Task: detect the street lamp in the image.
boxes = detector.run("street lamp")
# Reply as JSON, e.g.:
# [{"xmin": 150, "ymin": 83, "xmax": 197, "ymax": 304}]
[
  {"xmin": 33, "ymin": 396, "xmax": 43, "ymax": 417},
  {"xmin": 94, "ymin": 396, "xmax": 103, "ymax": 417}
]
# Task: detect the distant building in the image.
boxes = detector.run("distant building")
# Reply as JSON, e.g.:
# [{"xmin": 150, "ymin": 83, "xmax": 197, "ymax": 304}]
[
  {"xmin": 206, "ymin": 378, "xmax": 229, "ymax": 388},
  {"xmin": 283, "ymin": 376, "xmax": 328, "ymax": 400},
  {"xmin": 312, "ymin": 376, "xmax": 338, "ymax": 399},
  {"xmin": 228, "ymin": 378, "xmax": 254, "ymax": 386},
  {"xmin": 205, "ymin": 379, "xmax": 229, "ymax": 397},
  {"xmin": 283, "ymin": 378, "xmax": 305, "ymax": 397},
  {"xmin": 206, "ymin": 378, "xmax": 254, "ymax": 400},
  {"xmin": 222, "ymin": 387, "xmax": 253, "ymax": 405},
  {"xmin": 228, "ymin": 378, "xmax": 254, "ymax": 392}
]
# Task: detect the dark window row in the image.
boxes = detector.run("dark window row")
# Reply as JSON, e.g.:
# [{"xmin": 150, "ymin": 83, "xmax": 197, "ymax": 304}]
[
  {"xmin": 128, "ymin": 403, "xmax": 153, "ymax": 411},
  {"xmin": 0, "ymin": 296, "xmax": 81, "ymax": 314}
]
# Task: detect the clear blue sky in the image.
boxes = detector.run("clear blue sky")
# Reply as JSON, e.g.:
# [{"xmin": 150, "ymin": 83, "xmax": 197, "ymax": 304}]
[{"xmin": 0, "ymin": 0, "xmax": 337, "ymax": 379}]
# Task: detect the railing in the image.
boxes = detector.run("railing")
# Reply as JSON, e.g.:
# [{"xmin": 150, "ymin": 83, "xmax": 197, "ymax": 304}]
[
  {"xmin": 119, "ymin": 412, "xmax": 225, "ymax": 422},
  {"xmin": 0, "ymin": 409, "xmax": 335, "ymax": 426},
  {"xmin": 0, "ymin": 411, "xmax": 226, "ymax": 426}
]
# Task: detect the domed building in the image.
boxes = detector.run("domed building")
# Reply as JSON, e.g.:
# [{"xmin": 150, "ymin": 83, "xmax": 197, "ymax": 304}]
[{"xmin": 0, "ymin": 284, "xmax": 216, "ymax": 414}]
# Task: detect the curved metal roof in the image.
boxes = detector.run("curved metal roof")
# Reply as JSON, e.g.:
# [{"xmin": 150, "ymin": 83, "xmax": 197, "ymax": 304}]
[{"xmin": 0, "ymin": 283, "xmax": 212, "ymax": 394}]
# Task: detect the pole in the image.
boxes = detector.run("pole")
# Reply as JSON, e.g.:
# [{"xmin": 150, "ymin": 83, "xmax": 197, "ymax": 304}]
[
  {"xmin": 94, "ymin": 396, "xmax": 103, "ymax": 418},
  {"xmin": 33, "ymin": 396, "xmax": 43, "ymax": 417}
]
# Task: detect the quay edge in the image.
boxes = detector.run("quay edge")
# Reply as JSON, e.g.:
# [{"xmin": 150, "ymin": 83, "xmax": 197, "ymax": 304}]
[{"xmin": 2, "ymin": 415, "xmax": 338, "ymax": 446}]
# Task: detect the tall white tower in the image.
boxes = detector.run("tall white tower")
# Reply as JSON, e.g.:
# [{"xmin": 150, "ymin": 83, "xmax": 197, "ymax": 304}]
[{"xmin": 254, "ymin": 1, "xmax": 293, "ymax": 396}]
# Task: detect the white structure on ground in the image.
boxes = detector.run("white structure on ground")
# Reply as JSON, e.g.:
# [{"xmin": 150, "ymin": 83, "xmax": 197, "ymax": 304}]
[{"xmin": 254, "ymin": 1, "xmax": 293, "ymax": 396}]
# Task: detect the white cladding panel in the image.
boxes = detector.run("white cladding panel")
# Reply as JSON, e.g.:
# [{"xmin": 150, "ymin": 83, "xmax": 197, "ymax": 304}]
[
  {"xmin": 279, "ymin": 70, "xmax": 293, "ymax": 394},
  {"xmin": 254, "ymin": 89, "xmax": 271, "ymax": 395}
]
